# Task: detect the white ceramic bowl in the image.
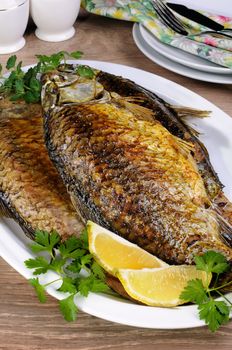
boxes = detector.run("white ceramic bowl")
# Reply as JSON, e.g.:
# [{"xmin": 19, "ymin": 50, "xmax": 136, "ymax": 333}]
[
  {"xmin": 0, "ymin": 0, "xmax": 29, "ymax": 54},
  {"xmin": 30, "ymin": 0, "xmax": 81, "ymax": 42}
]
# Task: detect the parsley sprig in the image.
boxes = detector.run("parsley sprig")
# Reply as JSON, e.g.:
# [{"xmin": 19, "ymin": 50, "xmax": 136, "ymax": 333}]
[
  {"xmin": 0, "ymin": 51, "xmax": 94, "ymax": 103},
  {"xmin": 24, "ymin": 229, "xmax": 110, "ymax": 322},
  {"xmin": 180, "ymin": 251, "xmax": 232, "ymax": 332},
  {"xmin": 25, "ymin": 232, "xmax": 232, "ymax": 329}
]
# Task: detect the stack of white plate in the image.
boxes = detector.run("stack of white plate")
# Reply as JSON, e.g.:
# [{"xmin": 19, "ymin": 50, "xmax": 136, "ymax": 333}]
[{"xmin": 133, "ymin": 23, "xmax": 232, "ymax": 84}]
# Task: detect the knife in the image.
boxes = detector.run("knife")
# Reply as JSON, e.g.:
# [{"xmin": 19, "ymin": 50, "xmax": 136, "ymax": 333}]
[{"xmin": 166, "ymin": 3, "xmax": 224, "ymax": 31}]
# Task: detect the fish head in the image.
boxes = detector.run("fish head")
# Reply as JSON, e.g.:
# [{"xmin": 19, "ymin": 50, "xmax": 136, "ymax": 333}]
[{"xmin": 41, "ymin": 64, "xmax": 111, "ymax": 112}]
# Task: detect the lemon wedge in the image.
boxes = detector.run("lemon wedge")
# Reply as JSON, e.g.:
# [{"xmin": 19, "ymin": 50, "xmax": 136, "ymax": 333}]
[
  {"xmin": 117, "ymin": 266, "xmax": 210, "ymax": 307},
  {"xmin": 87, "ymin": 221, "xmax": 168, "ymax": 276}
]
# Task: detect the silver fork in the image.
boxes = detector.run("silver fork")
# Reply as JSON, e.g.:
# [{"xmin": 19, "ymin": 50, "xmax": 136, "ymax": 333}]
[{"xmin": 151, "ymin": 0, "xmax": 232, "ymax": 39}]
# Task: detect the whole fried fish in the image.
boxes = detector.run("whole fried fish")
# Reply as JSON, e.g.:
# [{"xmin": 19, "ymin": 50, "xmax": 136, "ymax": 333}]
[
  {"xmin": 0, "ymin": 98, "xmax": 84, "ymax": 240},
  {"xmin": 41, "ymin": 65, "xmax": 232, "ymax": 283}
]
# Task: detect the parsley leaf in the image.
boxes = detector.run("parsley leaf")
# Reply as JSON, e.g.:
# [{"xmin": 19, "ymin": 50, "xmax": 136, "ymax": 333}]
[
  {"xmin": 195, "ymin": 251, "xmax": 229, "ymax": 274},
  {"xmin": 77, "ymin": 275, "xmax": 110, "ymax": 297},
  {"xmin": 6, "ymin": 55, "xmax": 17, "ymax": 69},
  {"xmin": 76, "ymin": 65, "xmax": 95, "ymax": 79},
  {"xmin": 198, "ymin": 300, "xmax": 230, "ymax": 332},
  {"xmin": 91, "ymin": 261, "xmax": 106, "ymax": 281},
  {"xmin": 70, "ymin": 51, "xmax": 83, "ymax": 59},
  {"xmin": 25, "ymin": 256, "xmax": 50, "ymax": 275},
  {"xmin": 180, "ymin": 251, "xmax": 232, "ymax": 332},
  {"xmin": 77, "ymin": 276, "xmax": 97, "ymax": 297},
  {"xmin": 90, "ymin": 278, "xmax": 110, "ymax": 294},
  {"xmin": 65, "ymin": 260, "xmax": 82, "ymax": 274},
  {"xmin": 80, "ymin": 253, "xmax": 93, "ymax": 267},
  {"xmin": 49, "ymin": 257, "xmax": 66, "ymax": 274},
  {"xmin": 25, "ymin": 226, "xmax": 113, "ymax": 323},
  {"xmin": 36, "ymin": 51, "xmax": 83, "ymax": 73},
  {"xmin": 59, "ymin": 294, "xmax": 78, "ymax": 322},
  {"xmin": 180, "ymin": 279, "xmax": 209, "ymax": 304},
  {"xmin": 59, "ymin": 236, "xmax": 86, "ymax": 259},
  {"xmin": 29, "ymin": 278, "xmax": 47, "ymax": 303},
  {"xmin": 79, "ymin": 228, "xmax": 89, "ymax": 250},
  {"xmin": 57, "ymin": 277, "xmax": 77, "ymax": 294},
  {"xmin": 30, "ymin": 230, "xmax": 60, "ymax": 255}
]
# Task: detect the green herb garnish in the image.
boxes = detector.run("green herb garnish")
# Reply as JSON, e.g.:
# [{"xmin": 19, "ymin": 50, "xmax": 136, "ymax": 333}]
[
  {"xmin": 0, "ymin": 51, "xmax": 84, "ymax": 103},
  {"xmin": 24, "ymin": 229, "xmax": 110, "ymax": 322},
  {"xmin": 35, "ymin": 50, "xmax": 83, "ymax": 72},
  {"xmin": 25, "ymin": 230, "xmax": 232, "ymax": 329},
  {"xmin": 76, "ymin": 65, "xmax": 95, "ymax": 79},
  {"xmin": 180, "ymin": 251, "xmax": 232, "ymax": 332}
]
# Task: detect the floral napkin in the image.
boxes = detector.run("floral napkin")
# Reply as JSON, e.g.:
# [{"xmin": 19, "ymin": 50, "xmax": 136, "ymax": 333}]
[{"xmin": 82, "ymin": 0, "xmax": 232, "ymax": 69}]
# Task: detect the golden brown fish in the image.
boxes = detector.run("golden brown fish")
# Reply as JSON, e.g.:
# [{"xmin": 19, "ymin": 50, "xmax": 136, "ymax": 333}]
[
  {"xmin": 41, "ymin": 64, "xmax": 232, "ymax": 286},
  {"xmin": 0, "ymin": 98, "xmax": 84, "ymax": 240}
]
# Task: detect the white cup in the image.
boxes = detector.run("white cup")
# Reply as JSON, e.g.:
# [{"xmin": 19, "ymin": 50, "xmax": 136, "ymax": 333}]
[
  {"xmin": 30, "ymin": 0, "xmax": 81, "ymax": 42},
  {"xmin": 0, "ymin": 0, "xmax": 29, "ymax": 54}
]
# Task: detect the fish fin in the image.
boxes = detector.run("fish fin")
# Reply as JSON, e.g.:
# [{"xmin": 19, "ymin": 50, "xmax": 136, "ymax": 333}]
[
  {"xmin": 171, "ymin": 105, "xmax": 211, "ymax": 119},
  {"xmin": 111, "ymin": 94, "xmax": 155, "ymax": 122},
  {"xmin": 185, "ymin": 124, "xmax": 200, "ymax": 138},
  {"xmin": 175, "ymin": 115, "xmax": 201, "ymax": 138},
  {"xmin": 124, "ymin": 101, "xmax": 155, "ymax": 121},
  {"xmin": 170, "ymin": 105, "xmax": 212, "ymax": 138},
  {"xmin": 173, "ymin": 136, "xmax": 195, "ymax": 154}
]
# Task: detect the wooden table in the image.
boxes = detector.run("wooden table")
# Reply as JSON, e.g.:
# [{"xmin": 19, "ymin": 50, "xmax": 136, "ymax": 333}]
[{"xmin": 0, "ymin": 15, "xmax": 231, "ymax": 350}]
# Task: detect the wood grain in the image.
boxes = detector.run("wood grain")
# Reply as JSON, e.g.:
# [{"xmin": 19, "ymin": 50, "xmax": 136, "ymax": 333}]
[{"xmin": 0, "ymin": 15, "xmax": 232, "ymax": 350}]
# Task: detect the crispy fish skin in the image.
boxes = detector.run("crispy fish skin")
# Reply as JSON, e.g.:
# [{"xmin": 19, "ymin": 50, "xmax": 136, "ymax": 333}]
[
  {"xmin": 44, "ymin": 100, "xmax": 232, "ymax": 267},
  {"xmin": 95, "ymin": 71, "xmax": 232, "ymax": 244},
  {"xmin": 0, "ymin": 99, "xmax": 84, "ymax": 240},
  {"xmin": 97, "ymin": 71, "xmax": 223, "ymax": 200},
  {"xmin": 54, "ymin": 66, "xmax": 229, "ymax": 220}
]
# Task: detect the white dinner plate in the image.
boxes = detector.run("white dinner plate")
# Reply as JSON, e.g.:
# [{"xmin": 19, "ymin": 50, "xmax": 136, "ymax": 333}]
[
  {"xmin": 0, "ymin": 60, "xmax": 231, "ymax": 329},
  {"xmin": 140, "ymin": 24, "xmax": 232, "ymax": 74},
  {"xmin": 133, "ymin": 24, "xmax": 232, "ymax": 84}
]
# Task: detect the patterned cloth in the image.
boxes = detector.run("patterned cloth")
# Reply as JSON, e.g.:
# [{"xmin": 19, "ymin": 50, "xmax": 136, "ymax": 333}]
[{"xmin": 82, "ymin": 0, "xmax": 232, "ymax": 69}]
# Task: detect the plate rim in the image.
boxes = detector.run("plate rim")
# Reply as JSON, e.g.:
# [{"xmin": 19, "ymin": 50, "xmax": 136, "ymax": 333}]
[
  {"xmin": 133, "ymin": 23, "xmax": 232, "ymax": 84},
  {"xmin": 139, "ymin": 24, "xmax": 231, "ymax": 74},
  {"xmin": 0, "ymin": 59, "xmax": 231, "ymax": 329}
]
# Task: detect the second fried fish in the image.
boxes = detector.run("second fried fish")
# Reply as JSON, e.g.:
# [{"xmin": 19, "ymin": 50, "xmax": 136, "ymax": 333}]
[{"xmin": 0, "ymin": 98, "xmax": 84, "ymax": 240}]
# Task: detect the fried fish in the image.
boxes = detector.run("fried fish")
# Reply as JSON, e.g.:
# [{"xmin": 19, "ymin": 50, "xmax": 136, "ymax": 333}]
[
  {"xmin": 0, "ymin": 98, "xmax": 84, "ymax": 240},
  {"xmin": 41, "ymin": 64, "xmax": 232, "ymax": 285}
]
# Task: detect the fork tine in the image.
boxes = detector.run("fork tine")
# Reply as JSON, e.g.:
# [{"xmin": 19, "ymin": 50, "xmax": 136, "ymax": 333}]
[
  {"xmin": 155, "ymin": 0, "xmax": 188, "ymax": 33},
  {"xmin": 151, "ymin": 3, "xmax": 176, "ymax": 31},
  {"xmin": 151, "ymin": 0, "xmax": 188, "ymax": 35},
  {"xmin": 156, "ymin": 0, "xmax": 232, "ymax": 40}
]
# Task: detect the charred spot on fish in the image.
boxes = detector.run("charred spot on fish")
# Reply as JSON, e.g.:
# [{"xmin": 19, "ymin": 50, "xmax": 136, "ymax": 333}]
[
  {"xmin": 185, "ymin": 235, "xmax": 202, "ymax": 248},
  {"xmin": 218, "ymin": 202, "xmax": 227, "ymax": 208}
]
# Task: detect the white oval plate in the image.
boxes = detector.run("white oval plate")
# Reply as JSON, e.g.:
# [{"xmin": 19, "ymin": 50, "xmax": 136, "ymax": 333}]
[
  {"xmin": 140, "ymin": 24, "xmax": 232, "ymax": 75},
  {"xmin": 133, "ymin": 24, "xmax": 232, "ymax": 84},
  {"xmin": 0, "ymin": 60, "xmax": 231, "ymax": 329}
]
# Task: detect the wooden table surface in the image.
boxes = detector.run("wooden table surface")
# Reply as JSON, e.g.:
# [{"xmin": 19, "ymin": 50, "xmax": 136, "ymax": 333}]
[{"xmin": 0, "ymin": 15, "xmax": 232, "ymax": 350}]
